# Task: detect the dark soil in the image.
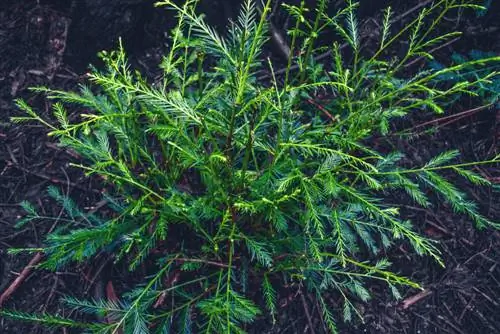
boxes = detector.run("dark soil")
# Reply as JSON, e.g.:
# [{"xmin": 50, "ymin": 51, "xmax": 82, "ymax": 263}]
[{"xmin": 0, "ymin": 0, "xmax": 498, "ymax": 333}]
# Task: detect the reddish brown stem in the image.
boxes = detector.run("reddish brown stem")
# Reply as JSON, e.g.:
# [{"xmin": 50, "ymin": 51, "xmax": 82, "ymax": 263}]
[
  {"xmin": 406, "ymin": 104, "xmax": 492, "ymax": 132},
  {"xmin": 400, "ymin": 288, "xmax": 433, "ymax": 310},
  {"xmin": 0, "ymin": 252, "xmax": 43, "ymax": 307},
  {"xmin": 306, "ymin": 98, "xmax": 337, "ymax": 122}
]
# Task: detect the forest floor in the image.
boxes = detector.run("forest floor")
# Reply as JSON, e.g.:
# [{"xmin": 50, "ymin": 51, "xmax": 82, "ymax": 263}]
[{"xmin": 0, "ymin": 0, "xmax": 499, "ymax": 333}]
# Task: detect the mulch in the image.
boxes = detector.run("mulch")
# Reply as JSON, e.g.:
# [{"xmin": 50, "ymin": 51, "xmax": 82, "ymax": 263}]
[{"xmin": 0, "ymin": 1, "xmax": 498, "ymax": 333}]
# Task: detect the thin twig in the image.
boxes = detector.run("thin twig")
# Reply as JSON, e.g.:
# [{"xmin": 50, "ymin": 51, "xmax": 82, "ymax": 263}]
[
  {"xmin": 400, "ymin": 288, "xmax": 433, "ymax": 309},
  {"xmin": 306, "ymin": 98, "xmax": 337, "ymax": 122},
  {"xmin": 40, "ymin": 275, "xmax": 59, "ymax": 313},
  {"xmin": 299, "ymin": 289, "xmax": 315, "ymax": 334},
  {"xmin": 10, "ymin": 163, "xmax": 99, "ymax": 194},
  {"xmin": 391, "ymin": 0, "xmax": 435, "ymax": 24},
  {"xmin": 84, "ymin": 256, "xmax": 112, "ymax": 294},
  {"xmin": 256, "ymin": 0, "xmax": 290, "ymax": 61},
  {"xmin": 0, "ymin": 252, "xmax": 43, "ymax": 307},
  {"xmin": 401, "ymin": 104, "xmax": 493, "ymax": 133}
]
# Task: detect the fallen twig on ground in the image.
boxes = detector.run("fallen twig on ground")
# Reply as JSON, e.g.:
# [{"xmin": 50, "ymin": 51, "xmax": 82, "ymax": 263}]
[
  {"xmin": 9, "ymin": 163, "xmax": 99, "ymax": 194},
  {"xmin": 400, "ymin": 288, "xmax": 433, "ymax": 310},
  {"xmin": 299, "ymin": 290, "xmax": 315, "ymax": 334},
  {"xmin": 0, "ymin": 252, "xmax": 43, "ymax": 307},
  {"xmin": 400, "ymin": 104, "xmax": 494, "ymax": 136}
]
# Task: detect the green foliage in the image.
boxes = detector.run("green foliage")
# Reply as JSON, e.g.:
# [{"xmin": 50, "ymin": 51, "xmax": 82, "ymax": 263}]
[
  {"xmin": 7, "ymin": 0, "xmax": 499, "ymax": 333},
  {"xmin": 476, "ymin": 0, "xmax": 492, "ymax": 16},
  {"xmin": 428, "ymin": 49, "xmax": 500, "ymax": 107}
]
